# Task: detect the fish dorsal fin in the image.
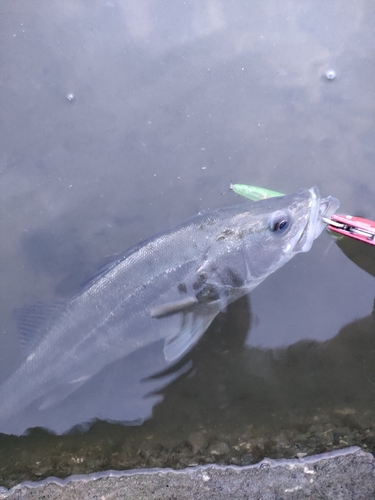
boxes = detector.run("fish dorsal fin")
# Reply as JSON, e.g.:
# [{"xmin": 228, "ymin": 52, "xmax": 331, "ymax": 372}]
[
  {"xmin": 14, "ymin": 301, "xmax": 67, "ymax": 355},
  {"xmin": 163, "ymin": 311, "xmax": 218, "ymax": 361}
]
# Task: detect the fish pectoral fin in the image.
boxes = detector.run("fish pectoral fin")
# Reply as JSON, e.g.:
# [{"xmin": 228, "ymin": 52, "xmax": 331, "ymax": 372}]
[
  {"xmin": 163, "ymin": 311, "xmax": 218, "ymax": 362},
  {"xmin": 38, "ymin": 376, "xmax": 90, "ymax": 411},
  {"xmin": 150, "ymin": 296, "xmax": 198, "ymax": 318}
]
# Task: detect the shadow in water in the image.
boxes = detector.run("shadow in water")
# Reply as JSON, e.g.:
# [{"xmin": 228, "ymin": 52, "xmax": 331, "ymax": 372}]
[
  {"xmin": 149, "ymin": 295, "xmax": 256, "ymax": 426},
  {"xmin": 334, "ymin": 231, "xmax": 375, "ymax": 279},
  {"xmin": 1, "ymin": 235, "xmax": 375, "ymax": 487},
  {"xmin": 150, "ymin": 290, "xmax": 375, "ymax": 435},
  {"xmin": 1, "ymin": 283, "xmax": 375, "ymax": 486},
  {"xmin": 0, "ymin": 295, "xmax": 253, "ymax": 436}
]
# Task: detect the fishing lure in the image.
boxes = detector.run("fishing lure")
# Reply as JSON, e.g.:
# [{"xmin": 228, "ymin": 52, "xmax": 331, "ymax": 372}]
[
  {"xmin": 230, "ymin": 184, "xmax": 284, "ymax": 201},
  {"xmin": 232, "ymin": 183, "xmax": 375, "ymax": 247}
]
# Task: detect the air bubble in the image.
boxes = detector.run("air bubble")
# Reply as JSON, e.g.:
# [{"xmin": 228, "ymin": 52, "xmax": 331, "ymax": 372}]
[
  {"xmin": 325, "ymin": 69, "xmax": 337, "ymax": 80},
  {"xmin": 66, "ymin": 93, "xmax": 75, "ymax": 102}
]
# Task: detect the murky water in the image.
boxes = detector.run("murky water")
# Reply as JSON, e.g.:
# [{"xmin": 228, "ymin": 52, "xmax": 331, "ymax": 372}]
[{"xmin": 1, "ymin": 0, "xmax": 375, "ymax": 488}]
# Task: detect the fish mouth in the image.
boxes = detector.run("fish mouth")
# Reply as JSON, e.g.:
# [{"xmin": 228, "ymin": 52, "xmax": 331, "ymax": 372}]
[{"xmin": 297, "ymin": 187, "xmax": 340, "ymax": 253}]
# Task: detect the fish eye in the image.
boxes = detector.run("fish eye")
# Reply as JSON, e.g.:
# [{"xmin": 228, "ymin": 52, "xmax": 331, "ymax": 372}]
[{"xmin": 269, "ymin": 211, "xmax": 290, "ymax": 233}]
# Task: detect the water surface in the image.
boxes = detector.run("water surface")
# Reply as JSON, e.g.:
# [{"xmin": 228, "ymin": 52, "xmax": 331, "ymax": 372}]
[{"xmin": 1, "ymin": 0, "xmax": 375, "ymax": 487}]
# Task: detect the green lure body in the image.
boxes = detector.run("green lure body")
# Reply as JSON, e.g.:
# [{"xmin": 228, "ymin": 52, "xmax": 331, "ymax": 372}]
[{"xmin": 231, "ymin": 184, "xmax": 284, "ymax": 201}]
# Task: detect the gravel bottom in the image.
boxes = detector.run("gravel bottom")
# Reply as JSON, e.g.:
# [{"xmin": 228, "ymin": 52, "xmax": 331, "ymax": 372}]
[{"xmin": 0, "ymin": 407, "xmax": 374, "ymax": 489}]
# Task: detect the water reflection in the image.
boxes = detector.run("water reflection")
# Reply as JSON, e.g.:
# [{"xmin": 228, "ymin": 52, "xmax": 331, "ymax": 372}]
[
  {"xmin": 2, "ymin": 0, "xmax": 375, "ymax": 488},
  {"xmin": 334, "ymin": 232, "xmax": 375, "ymax": 279},
  {"xmin": 0, "ymin": 337, "xmax": 182, "ymax": 435},
  {"xmin": 150, "ymin": 295, "xmax": 252, "ymax": 427},
  {"xmin": 1, "ymin": 276, "xmax": 375, "ymax": 486},
  {"xmin": 152, "ymin": 268, "xmax": 375, "ymax": 433},
  {"xmin": 0, "ymin": 294, "xmax": 251, "ymax": 434}
]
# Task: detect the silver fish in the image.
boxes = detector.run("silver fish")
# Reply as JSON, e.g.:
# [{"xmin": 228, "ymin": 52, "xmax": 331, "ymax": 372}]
[{"xmin": 0, "ymin": 187, "xmax": 339, "ymax": 420}]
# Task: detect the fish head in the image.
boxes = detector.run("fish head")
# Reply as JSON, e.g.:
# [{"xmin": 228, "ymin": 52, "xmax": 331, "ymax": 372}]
[{"xmin": 237, "ymin": 186, "xmax": 340, "ymax": 283}]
